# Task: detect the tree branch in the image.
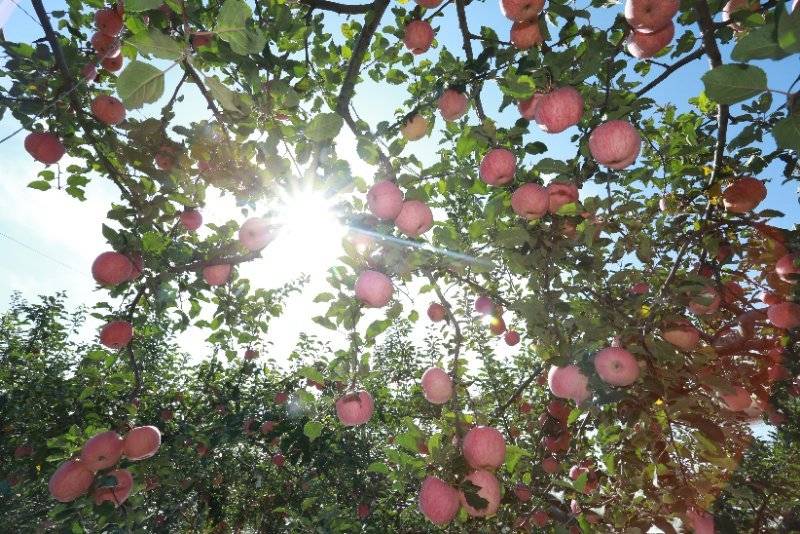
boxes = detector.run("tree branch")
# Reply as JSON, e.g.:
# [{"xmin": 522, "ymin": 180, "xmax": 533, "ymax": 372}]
[
  {"xmin": 635, "ymin": 47, "xmax": 705, "ymax": 98},
  {"xmin": 182, "ymin": 60, "xmax": 230, "ymax": 136},
  {"xmin": 298, "ymin": 0, "xmax": 374, "ymax": 14},
  {"xmin": 455, "ymin": 0, "xmax": 485, "ymax": 120},
  {"xmin": 494, "ymin": 366, "xmax": 542, "ymax": 417}
]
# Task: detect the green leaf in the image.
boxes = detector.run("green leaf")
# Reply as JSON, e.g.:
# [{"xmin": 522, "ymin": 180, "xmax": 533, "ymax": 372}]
[
  {"xmin": 27, "ymin": 180, "xmax": 51, "ymax": 191},
  {"xmin": 306, "ymin": 113, "xmax": 343, "ymax": 142},
  {"xmin": 366, "ymin": 461, "xmax": 389, "ymax": 474},
  {"xmin": 216, "ymin": 0, "xmax": 267, "ymax": 55},
  {"xmin": 777, "ymin": 6, "xmax": 800, "ymax": 53},
  {"xmin": 126, "ymin": 28, "xmax": 184, "ymax": 60},
  {"xmin": 303, "ymin": 421, "xmax": 323, "ymax": 442},
  {"xmin": 505, "ymin": 444, "xmax": 528, "ymax": 473},
  {"xmin": 205, "ymin": 75, "xmax": 249, "ymax": 114},
  {"xmin": 772, "ymin": 114, "xmax": 800, "ymax": 152},
  {"xmin": 125, "ymin": 0, "xmax": 162, "ymax": 11},
  {"xmin": 312, "ymin": 316, "xmax": 336, "ymax": 330},
  {"xmin": 731, "ymin": 25, "xmax": 787, "ymax": 61},
  {"xmin": 298, "ymin": 366, "xmax": 325, "ymax": 384},
  {"xmin": 701, "ymin": 64, "xmax": 767, "ymax": 105},
  {"xmin": 117, "ymin": 61, "xmax": 165, "ymax": 109}
]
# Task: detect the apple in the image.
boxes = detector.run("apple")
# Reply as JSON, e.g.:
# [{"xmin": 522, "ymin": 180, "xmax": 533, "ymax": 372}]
[
  {"xmin": 196, "ymin": 442, "xmax": 208, "ymax": 456},
  {"xmin": 546, "ymin": 181, "xmax": 579, "ymax": 214},
  {"xmin": 438, "ymin": 89, "xmax": 469, "ymax": 121},
  {"xmin": 723, "ymin": 0, "xmax": 758, "ymax": 31},
  {"xmin": 462, "ymin": 426, "xmax": 506, "ymax": 469},
  {"xmin": 99, "ymin": 320, "xmax": 133, "ymax": 349},
  {"xmin": 238, "ymin": 217, "xmax": 272, "ymax": 251},
  {"xmin": 630, "ymin": 282, "xmax": 649, "ymax": 295},
  {"xmin": 123, "ymin": 426, "xmax": 161, "ymax": 461},
  {"xmin": 505, "ymin": 330, "xmax": 521, "ymax": 346},
  {"xmin": 275, "ymin": 391, "xmax": 289, "ymax": 404},
  {"xmin": 534, "ymin": 87, "xmax": 584, "ymax": 134},
  {"xmin": 548, "ymin": 365, "xmax": 590, "ymax": 403},
  {"xmin": 92, "ymin": 251, "xmax": 133, "ymax": 286},
  {"xmin": 82, "ymin": 63, "xmax": 98, "ymax": 82},
  {"xmin": 722, "ymin": 177, "xmax": 767, "ymax": 213},
  {"xmin": 721, "ymin": 280, "xmax": 744, "ymax": 306},
  {"xmin": 760, "ymin": 291, "xmax": 783, "ymax": 305},
  {"xmin": 767, "ymin": 302, "xmax": 800, "ymax": 329},
  {"xmin": 154, "ymin": 147, "xmax": 175, "ymax": 170},
  {"xmin": 191, "ymin": 32, "xmax": 213, "ymax": 48},
  {"xmin": 415, "ymin": 0, "xmax": 442, "ymax": 7},
  {"xmin": 179, "ymin": 209, "xmax": 203, "ymax": 231},
  {"xmin": 355, "ymin": 270, "xmax": 393, "ymax": 307},
  {"xmin": 421, "ymin": 367, "xmax": 453, "ymax": 404},
  {"xmin": 272, "ymin": 453, "xmax": 285, "ymax": 466},
  {"xmin": 513, "ymin": 483, "xmax": 531, "ymax": 502},
  {"xmin": 475, "ymin": 296, "xmax": 496, "ymax": 315},
  {"xmin": 460, "ymin": 470, "xmax": 501, "ymax": 517},
  {"xmin": 419, "ymin": 476, "xmax": 460, "ymax": 525},
  {"xmin": 500, "ymin": 0, "xmax": 545, "ymax": 22},
  {"xmin": 532, "ymin": 510, "xmax": 550, "ymax": 526},
  {"xmin": 594, "ymin": 347, "xmax": 640, "ymax": 386},
  {"xmin": 589, "ymin": 120, "xmax": 641, "ymax": 169},
  {"xmin": 688, "ymin": 287, "xmax": 721, "ymax": 315},
  {"xmin": 489, "ymin": 315, "xmax": 506, "ymax": 335},
  {"xmin": 569, "ymin": 463, "xmax": 590, "ymax": 481},
  {"xmin": 401, "ymin": 114, "xmax": 429, "ymax": 140},
  {"xmin": 427, "ymin": 302, "xmax": 447, "ymax": 322},
  {"xmin": 662, "ymin": 322, "xmax": 700, "ymax": 351},
  {"xmin": 776, "ymin": 253, "xmax": 799, "ymax": 284},
  {"xmin": 260, "ymin": 421, "xmax": 275, "ymax": 434},
  {"xmin": 80, "ymin": 430, "xmax": 124, "ymax": 472},
  {"xmin": 357, "ymin": 502, "xmax": 370, "ymax": 519},
  {"xmin": 91, "ymin": 95, "xmax": 126, "ymax": 125},
  {"xmin": 101, "ymin": 53, "xmax": 123, "ymax": 72},
  {"xmin": 519, "ymin": 401, "xmax": 532, "ymax": 413},
  {"xmin": 24, "ymin": 132, "xmax": 65, "ymax": 164},
  {"xmin": 91, "ymin": 32, "xmax": 120, "ymax": 57},
  {"xmin": 367, "ymin": 180, "xmax": 404, "ymax": 220},
  {"xmin": 14, "ymin": 444, "xmax": 32, "ymax": 459},
  {"xmin": 160, "ymin": 409, "xmax": 173, "ymax": 421},
  {"xmin": 510, "ymin": 20, "xmax": 543, "ymax": 50},
  {"xmin": 95, "ymin": 8, "xmax": 123, "ymax": 36},
  {"xmin": 203, "ymin": 264, "xmax": 232, "ymax": 286},
  {"xmin": 511, "ymin": 183, "xmax": 549, "ymax": 219},
  {"xmin": 686, "ymin": 509, "xmax": 715, "ymax": 534},
  {"xmin": 547, "ymin": 399, "xmax": 570, "ymax": 421},
  {"xmin": 479, "ymin": 148, "xmax": 516, "ymax": 186},
  {"xmin": 721, "ymin": 386, "xmax": 752, "ymax": 411},
  {"xmin": 542, "ymin": 456, "xmax": 559, "ymax": 474},
  {"xmin": 244, "ymin": 348, "xmax": 259, "ymax": 361},
  {"xmin": 624, "ymin": 0, "xmax": 679, "ymax": 33},
  {"xmin": 517, "ymin": 92, "xmax": 544, "ymax": 120},
  {"xmin": 336, "ymin": 391, "xmax": 374, "ymax": 426},
  {"xmin": 403, "ymin": 20, "xmax": 434, "ymax": 54},
  {"xmin": 48, "ymin": 460, "xmax": 94, "ymax": 502},
  {"xmin": 626, "ymin": 23, "xmax": 674, "ymax": 59},
  {"xmin": 570, "ymin": 499, "xmax": 581, "ymax": 514},
  {"xmin": 93, "ymin": 469, "xmax": 133, "ymax": 507},
  {"xmin": 395, "ymin": 200, "xmax": 434, "ymax": 237}
]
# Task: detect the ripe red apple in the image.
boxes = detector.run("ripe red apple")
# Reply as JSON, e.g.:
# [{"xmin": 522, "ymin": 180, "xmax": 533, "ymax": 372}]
[
  {"xmin": 419, "ymin": 476, "xmax": 460, "ymax": 525},
  {"xmin": 517, "ymin": 92, "xmax": 544, "ymax": 120},
  {"xmin": 191, "ymin": 32, "xmax": 213, "ymax": 48},
  {"xmin": 686, "ymin": 509, "xmax": 715, "ymax": 534},
  {"xmin": 500, "ymin": 0, "xmax": 545, "ymax": 22},
  {"xmin": 721, "ymin": 280, "xmax": 744, "ymax": 306},
  {"xmin": 630, "ymin": 282, "xmax": 649, "ymax": 295},
  {"xmin": 767, "ymin": 302, "xmax": 800, "ymax": 329},
  {"xmin": 367, "ymin": 180, "xmax": 403, "ymax": 220},
  {"xmin": 100, "ymin": 320, "xmax": 133, "ymax": 349},
  {"xmin": 179, "ymin": 209, "xmax": 203, "ymax": 231},
  {"xmin": 14, "ymin": 444, "xmax": 32, "ymax": 459},
  {"xmin": 721, "ymin": 386, "xmax": 752, "ymax": 411},
  {"xmin": 534, "ymin": 87, "xmax": 584, "ymax": 134},
  {"xmin": 519, "ymin": 401, "xmax": 532, "ymax": 413},
  {"xmin": 395, "ymin": 200, "xmax": 433, "ymax": 237},
  {"xmin": 403, "ymin": 20, "xmax": 434, "ymax": 54},
  {"xmin": 91, "ymin": 95, "xmax": 126, "ymax": 125},
  {"xmin": 662, "ymin": 322, "xmax": 700, "ymax": 351},
  {"xmin": 101, "ymin": 53, "xmax": 123, "ymax": 72},
  {"xmin": 594, "ymin": 347, "xmax": 640, "ymax": 386},
  {"xmin": 510, "ymin": 20, "xmax": 543, "ymax": 49},
  {"xmin": 776, "ymin": 253, "xmax": 799, "ymax": 284},
  {"xmin": 357, "ymin": 502, "xmax": 370, "ymax": 519},
  {"xmin": 238, "ymin": 217, "xmax": 272, "ymax": 251},
  {"xmin": 505, "ymin": 330, "xmax": 521, "ymax": 346},
  {"xmin": 93, "ymin": 468, "xmax": 133, "ymax": 507},
  {"xmin": 48, "ymin": 460, "xmax": 94, "ymax": 502},
  {"xmin": 479, "ymin": 148, "xmax": 516, "ymax": 186},
  {"xmin": 627, "ymin": 23, "xmax": 674, "ymax": 59},
  {"xmin": 542, "ymin": 456, "xmax": 560, "ymax": 474},
  {"xmin": 475, "ymin": 296, "xmax": 495, "ymax": 315},
  {"xmin": 489, "ymin": 315, "xmax": 506, "ymax": 335},
  {"xmin": 80, "ymin": 430, "xmax": 124, "ymax": 472},
  {"xmin": 203, "ymin": 264, "xmax": 232, "ymax": 286},
  {"xmin": 723, "ymin": 0, "xmax": 758, "ymax": 31},
  {"xmin": 624, "ymin": 0, "xmax": 679, "ymax": 33},
  {"xmin": 260, "ymin": 421, "xmax": 275, "ymax": 434},
  {"xmin": 722, "ymin": 177, "xmax": 767, "ymax": 213},
  {"xmin": 244, "ymin": 348, "xmax": 259, "ymax": 361},
  {"xmin": 427, "ymin": 302, "xmax": 447, "ymax": 322},
  {"xmin": 82, "ymin": 63, "xmax": 98, "ymax": 82},
  {"xmin": 532, "ymin": 510, "xmax": 550, "ymax": 526},
  {"xmin": 589, "ymin": 120, "xmax": 641, "ymax": 169},
  {"xmin": 548, "ymin": 365, "xmax": 590, "ymax": 403},
  {"xmin": 355, "ymin": 270, "xmax": 393, "ymax": 307},
  {"xmin": 91, "ymin": 32, "xmax": 120, "ymax": 57},
  {"xmin": 438, "ymin": 89, "xmax": 469, "ymax": 121},
  {"xmin": 511, "ymin": 183, "xmax": 548, "ymax": 219},
  {"xmin": 569, "ymin": 464, "xmax": 590, "ymax": 481},
  {"xmin": 275, "ymin": 391, "xmax": 289, "ymax": 404},
  {"xmin": 460, "ymin": 470, "xmax": 501, "ymax": 517},
  {"xmin": 336, "ymin": 390, "xmax": 374, "ymax": 426},
  {"xmin": 463, "ymin": 426, "xmax": 506, "ymax": 470},
  {"xmin": 95, "ymin": 8, "xmax": 124, "ymax": 36},
  {"xmin": 272, "ymin": 453, "xmax": 285, "ymax": 466},
  {"xmin": 688, "ymin": 287, "xmax": 721, "ymax": 315},
  {"xmin": 513, "ymin": 482, "xmax": 531, "ymax": 502},
  {"xmin": 401, "ymin": 114, "xmax": 429, "ymax": 140},
  {"xmin": 547, "ymin": 399, "xmax": 571, "ymax": 421},
  {"xmin": 546, "ymin": 181, "xmax": 579, "ymax": 214},
  {"xmin": 92, "ymin": 251, "xmax": 133, "ymax": 286},
  {"xmin": 760, "ymin": 291, "xmax": 783, "ymax": 305},
  {"xmin": 24, "ymin": 132, "xmax": 65, "ymax": 164},
  {"xmin": 154, "ymin": 147, "xmax": 175, "ymax": 170},
  {"xmin": 160, "ymin": 408, "xmax": 173, "ymax": 421},
  {"xmin": 421, "ymin": 367, "xmax": 453, "ymax": 404},
  {"xmin": 123, "ymin": 426, "xmax": 161, "ymax": 461},
  {"xmin": 415, "ymin": 0, "xmax": 442, "ymax": 7}
]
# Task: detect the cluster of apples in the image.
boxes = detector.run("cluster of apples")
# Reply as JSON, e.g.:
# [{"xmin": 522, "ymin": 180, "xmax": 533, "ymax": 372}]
[
  {"xmin": 367, "ymin": 180, "xmax": 434, "ymax": 238},
  {"xmin": 500, "ymin": 0, "xmax": 545, "ymax": 50},
  {"xmin": 418, "ymin": 425, "xmax": 506, "ymax": 524},
  {"xmin": 48, "ymin": 426, "xmax": 161, "ymax": 504},
  {"xmin": 624, "ymin": 0, "xmax": 679, "ymax": 59},
  {"xmin": 86, "ymin": 5, "xmax": 128, "ymax": 125}
]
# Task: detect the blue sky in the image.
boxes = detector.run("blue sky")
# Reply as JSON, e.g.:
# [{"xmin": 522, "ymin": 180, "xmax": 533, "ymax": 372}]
[{"xmin": 0, "ymin": 0, "xmax": 797, "ymax": 367}]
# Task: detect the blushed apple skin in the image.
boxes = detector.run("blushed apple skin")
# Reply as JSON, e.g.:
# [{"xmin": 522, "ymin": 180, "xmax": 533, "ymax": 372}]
[
  {"xmin": 510, "ymin": 20, "xmax": 543, "ymax": 49},
  {"xmin": 335, "ymin": 391, "xmax": 374, "ymax": 426},
  {"xmin": 500, "ymin": 0, "xmax": 545, "ymax": 22},
  {"xmin": 91, "ymin": 95, "xmax": 126, "ymax": 125},
  {"xmin": 395, "ymin": 200, "xmax": 433, "ymax": 237},
  {"xmin": 662, "ymin": 323, "xmax": 701, "ymax": 351},
  {"xmin": 479, "ymin": 148, "xmax": 516, "ymax": 186},
  {"xmin": 722, "ymin": 177, "xmax": 767, "ymax": 213},
  {"xmin": 92, "ymin": 252, "xmax": 133, "ymax": 287},
  {"xmin": 459, "ymin": 469, "xmax": 501, "ymax": 517},
  {"xmin": 627, "ymin": 22, "xmax": 674, "ymax": 59},
  {"xmin": 24, "ymin": 132, "xmax": 65, "ymax": 164},
  {"xmin": 624, "ymin": 0, "xmax": 679, "ymax": 33},
  {"xmin": 546, "ymin": 182, "xmax": 579, "ymax": 214},
  {"xmin": 401, "ymin": 114, "xmax": 429, "ymax": 140},
  {"xmin": 367, "ymin": 180, "xmax": 404, "ymax": 220},
  {"xmin": 511, "ymin": 183, "xmax": 549, "ymax": 219},
  {"xmin": 93, "ymin": 469, "xmax": 133, "ymax": 506},
  {"xmin": 403, "ymin": 20, "xmax": 434, "ymax": 54},
  {"xmin": 80, "ymin": 430, "xmax": 124, "ymax": 472},
  {"xmin": 589, "ymin": 120, "xmax": 641, "ymax": 169},
  {"xmin": 548, "ymin": 365, "xmax": 590, "ymax": 403},
  {"xmin": 100, "ymin": 320, "xmax": 133, "ymax": 349},
  {"xmin": 355, "ymin": 270, "xmax": 393, "ymax": 307},
  {"xmin": 203, "ymin": 264, "xmax": 232, "ymax": 286},
  {"xmin": 721, "ymin": 386, "xmax": 752, "ymax": 411},
  {"xmin": 238, "ymin": 217, "xmax": 272, "ymax": 251},
  {"xmin": 421, "ymin": 367, "xmax": 453, "ymax": 404},
  {"xmin": 517, "ymin": 93, "xmax": 544, "ymax": 120},
  {"xmin": 418, "ymin": 476, "xmax": 460, "ymax": 525},
  {"xmin": 768, "ymin": 302, "xmax": 800, "ymax": 329},
  {"xmin": 48, "ymin": 460, "xmax": 94, "ymax": 502},
  {"xmin": 123, "ymin": 426, "xmax": 161, "ymax": 461},
  {"xmin": 593, "ymin": 347, "xmax": 640, "ymax": 387},
  {"xmin": 438, "ymin": 89, "xmax": 469, "ymax": 121},
  {"xmin": 776, "ymin": 253, "xmax": 799, "ymax": 284},
  {"xmin": 462, "ymin": 426, "xmax": 506, "ymax": 470},
  {"xmin": 534, "ymin": 87, "xmax": 584, "ymax": 134}
]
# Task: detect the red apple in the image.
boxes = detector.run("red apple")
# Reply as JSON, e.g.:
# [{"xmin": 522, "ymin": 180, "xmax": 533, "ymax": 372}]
[
  {"xmin": 532, "ymin": 510, "xmax": 550, "ymax": 526},
  {"xmin": 534, "ymin": 87, "xmax": 584, "ymax": 134},
  {"xmin": 191, "ymin": 32, "xmax": 213, "ymax": 48},
  {"xmin": 594, "ymin": 347, "xmax": 640, "ymax": 386},
  {"xmin": 91, "ymin": 95, "xmax": 126, "ymax": 125},
  {"xmin": 355, "ymin": 270, "xmax": 393, "ymax": 307},
  {"xmin": 93, "ymin": 469, "xmax": 133, "ymax": 507},
  {"xmin": 91, "ymin": 32, "xmax": 120, "ymax": 57},
  {"xmin": 48, "ymin": 460, "xmax": 94, "ymax": 502},
  {"xmin": 547, "ymin": 399, "xmax": 570, "ymax": 421},
  {"xmin": 92, "ymin": 251, "xmax": 133, "ymax": 286},
  {"xmin": 123, "ymin": 426, "xmax": 161, "ymax": 461},
  {"xmin": 82, "ymin": 63, "xmax": 98, "ymax": 82},
  {"xmin": 460, "ymin": 470, "xmax": 501, "ymax": 517},
  {"xmin": 517, "ymin": 92, "xmax": 544, "ymax": 120},
  {"xmin": 627, "ymin": 22, "xmax": 674, "ymax": 59},
  {"xmin": 686, "ymin": 509, "xmax": 715, "ymax": 534},
  {"xmin": 688, "ymin": 287, "xmax": 721, "ymax": 315},
  {"xmin": 548, "ymin": 365, "xmax": 590, "ymax": 403},
  {"xmin": 776, "ymin": 253, "xmax": 799, "ymax": 284},
  {"xmin": 475, "ymin": 296, "xmax": 495, "ymax": 315},
  {"xmin": 511, "ymin": 183, "xmax": 549, "ymax": 219},
  {"xmin": 419, "ymin": 476, "xmax": 459, "ymax": 525},
  {"xmin": 421, "ymin": 367, "xmax": 453, "ymax": 404},
  {"xmin": 624, "ymin": 0, "xmax": 679, "ymax": 33},
  {"xmin": 179, "ymin": 209, "xmax": 203, "ymax": 231},
  {"xmin": 767, "ymin": 302, "xmax": 800, "ymax": 329},
  {"xmin": 462, "ymin": 426, "xmax": 506, "ymax": 470},
  {"xmin": 415, "ymin": 0, "xmax": 442, "ymax": 6},
  {"xmin": 542, "ymin": 456, "xmax": 559, "ymax": 474},
  {"xmin": 357, "ymin": 502, "xmax": 370, "ymax": 519},
  {"xmin": 395, "ymin": 200, "xmax": 433, "ymax": 237},
  {"xmin": 589, "ymin": 120, "xmax": 641, "ymax": 169},
  {"xmin": 489, "ymin": 315, "xmax": 506, "ymax": 335},
  {"xmin": 546, "ymin": 181, "xmax": 579, "ymax": 214},
  {"xmin": 24, "ymin": 132, "xmax": 65, "ymax": 164},
  {"xmin": 510, "ymin": 20, "xmax": 543, "ymax": 50},
  {"xmin": 403, "ymin": 20, "xmax": 434, "ymax": 54},
  {"xmin": 80, "ymin": 430, "xmax": 124, "ymax": 472},
  {"xmin": 260, "ymin": 421, "xmax": 275, "ymax": 434},
  {"xmin": 99, "ymin": 320, "xmax": 133, "ymax": 349},
  {"xmin": 401, "ymin": 114, "xmax": 428, "ymax": 140},
  {"xmin": 513, "ymin": 482, "xmax": 532, "ymax": 502},
  {"xmin": 721, "ymin": 386, "xmax": 752, "ymax": 411},
  {"xmin": 367, "ymin": 180, "xmax": 403, "ymax": 220},
  {"xmin": 438, "ymin": 89, "xmax": 469, "ymax": 121},
  {"xmin": 238, "ymin": 217, "xmax": 272, "ymax": 251},
  {"xmin": 203, "ymin": 264, "xmax": 232, "ymax": 286},
  {"xmin": 722, "ymin": 177, "xmax": 767, "ymax": 213},
  {"xmin": 275, "ymin": 391, "xmax": 289, "ymax": 404},
  {"xmin": 427, "ymin": 303, "xmax": 447, "ymax": 322},
  {"xmin": 662, "ymin": 322, "xmax": 700, "ymax": 351},
  {"xmin": 101, "ymin": 53, "xmax": 123, "ymax": 72},
  {"xmin": 505, "ymin": 330, "xmax": 521, "ymax": 346},
  {"xmin": 479, "ymin": 148, "xmax": 516, "ymax": 186},
  {"xmin": 95, "ymin": 8, "xmax": 124, "ymax": 36},
  {"xmin": 630, "ymin": 282, "xmax": 649, "ymax": 295},
  {"xmin": 271, "ymin": 453, "xmax": 285, "ymax": 466},
  {"xmin": 336, "ymin": 391, "xmax": 374, "ymax": 426},
  {"xmin": 760, "ymin": 291, "xmax": 783, "ymax": 305},
  {"xmin": 500, "ymin": 0, "xmax": 545, "ymax": 22},
  {"xmin": 244, "ymin": 348, "xmax": 259, "ymax": 361}
]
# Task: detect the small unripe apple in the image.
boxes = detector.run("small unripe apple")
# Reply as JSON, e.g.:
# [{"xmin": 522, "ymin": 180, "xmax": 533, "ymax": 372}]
[
  {"xmin": 355, "ymin": 270, "xmax": 393, "ymax": 307},
  {"xmin": 722, "ymin": 177, "xmax": 767, "ymax": 213},
  {"xmin": 48, "ymin": 460, "xmax": 94, "ymax": 502},
  {"xmin": 589, "ymin": 120, "xmax": 641, "ymax": 169},
  {"xmin": 427, "ymin": 303, "xmax": 447, "ymax": 322},
  {"xmin": 92, "ymin": 251, "xmax": 133, "ymax": 286},
  {"xmin": 419, "ymin": 476, "xmax": 459, "ymax": 525},
  {"xmin": 460, "ymin": 470, "xmax": 501, "ymax": 517},
  {"xmin": 627, "ymin": 23, "xmax": 674, "ymax": 59},
  {"xmin": 401, "ymin": 114, "xmax": 429, "ymax": 140},
  {"xmin": 546, "ymin": 181, "xmax": 579, "ymax": 214},
  {"xmin": 594, "ymin": 347, "xmax": 640, "ymax": 386},
  {"xmin": 767, "ymin": 302, "xmax": 800, "ymax": 329},
  {"xmin": 662, "ymin": 322, "xmax": 700, "ymax": 351},
  {"xmin": 479, "ymin": 148, "xmax": 516, "ymax": 186},
  {"xmin": 500, "ymin": 0, "xmax": 545, "ymax": 22},
  {"xmin": 511, "ymin": 183, "xmax": 548, "ymax": 219},
  {"xmin": 505, "ymin": 330, "xmax": 521, "ymax": 346},
  {"xmin": 463, "ymin": 426, "xmax": 506, "ymax": 469},
  {"xmin": 403, "ymin": 20, "xmax": 434, "ymax": 54},
  {"xmin": 101, "ymin": 53, "xmax": 123, "ymax": 72},
  {"xmin": 203, "ymin": 264, "xmax": 232, "ymax": 286},
  {"xmin": 95, "ymin": 8, "xmax": 124, "ymax": 36},
  {"xmin": 100, "ymin": 320, "xmax": 134, "ymax": 349},
  {"xmin": 438, "ymin": 89, "xmax": 469, "ymax": 121},
  {"xmin": 517, "ymin": 93, "xmax": 543, "ymax": 120},
  {"xmin": 395, "ymin": 200, "xmax": 433, "ymax": 237},
  {"xmin": 624, "ymin": 0, "xmax": 679, "ymax": 33},
  {"xmin": 24, "ymin": 132, "xmax": 65, "ymax": 164},
  {"xmin": 534, "ymin": 87, "xmax": 584, "ymax": 134},
  {"xmin": 510, "ymin": 20, "xmax": 543, "ymax": 50},
  {"xmin": 238, "ymin": 217, "xmax": 272, "ymax": 251},
  {"xmin": 775, "ymin": 253, "xmax": 799, "ymax": 284},
  {"xmin": 421, "ymin": 367, "xmax": 453, "ymax": 404},
  {"xmin": 336, "ymin": 390, "xmax": 374, "ymax": 426},
  {"xmin": 179, "ymin": 209, "xmax": 203, "ymax": 231},
  {"xmin": 367, "ymin": 180, "xmax": 403, "ymax": 220},
  {"xmin": 548, "ymin": 365, "xmax": 590, "ymax": 404},
  {"xmin": 91, "ymin": 95, "xmax": 126, "ymax": 125},
  {"xmin": 80, "ymin": 430, "xmax": 124, "ymax": 471}
]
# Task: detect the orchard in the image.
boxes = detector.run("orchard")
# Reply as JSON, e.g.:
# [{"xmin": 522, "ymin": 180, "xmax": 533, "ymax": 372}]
[{"xmin": 1, "ymin": 0, "xmax": 800, "ymax": 532}]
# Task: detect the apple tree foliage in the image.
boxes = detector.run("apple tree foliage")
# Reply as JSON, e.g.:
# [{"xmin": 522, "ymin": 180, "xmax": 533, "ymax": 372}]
[{"xmin": 1, "ymin": 0, "xmax": 800, "ymax": 532}]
